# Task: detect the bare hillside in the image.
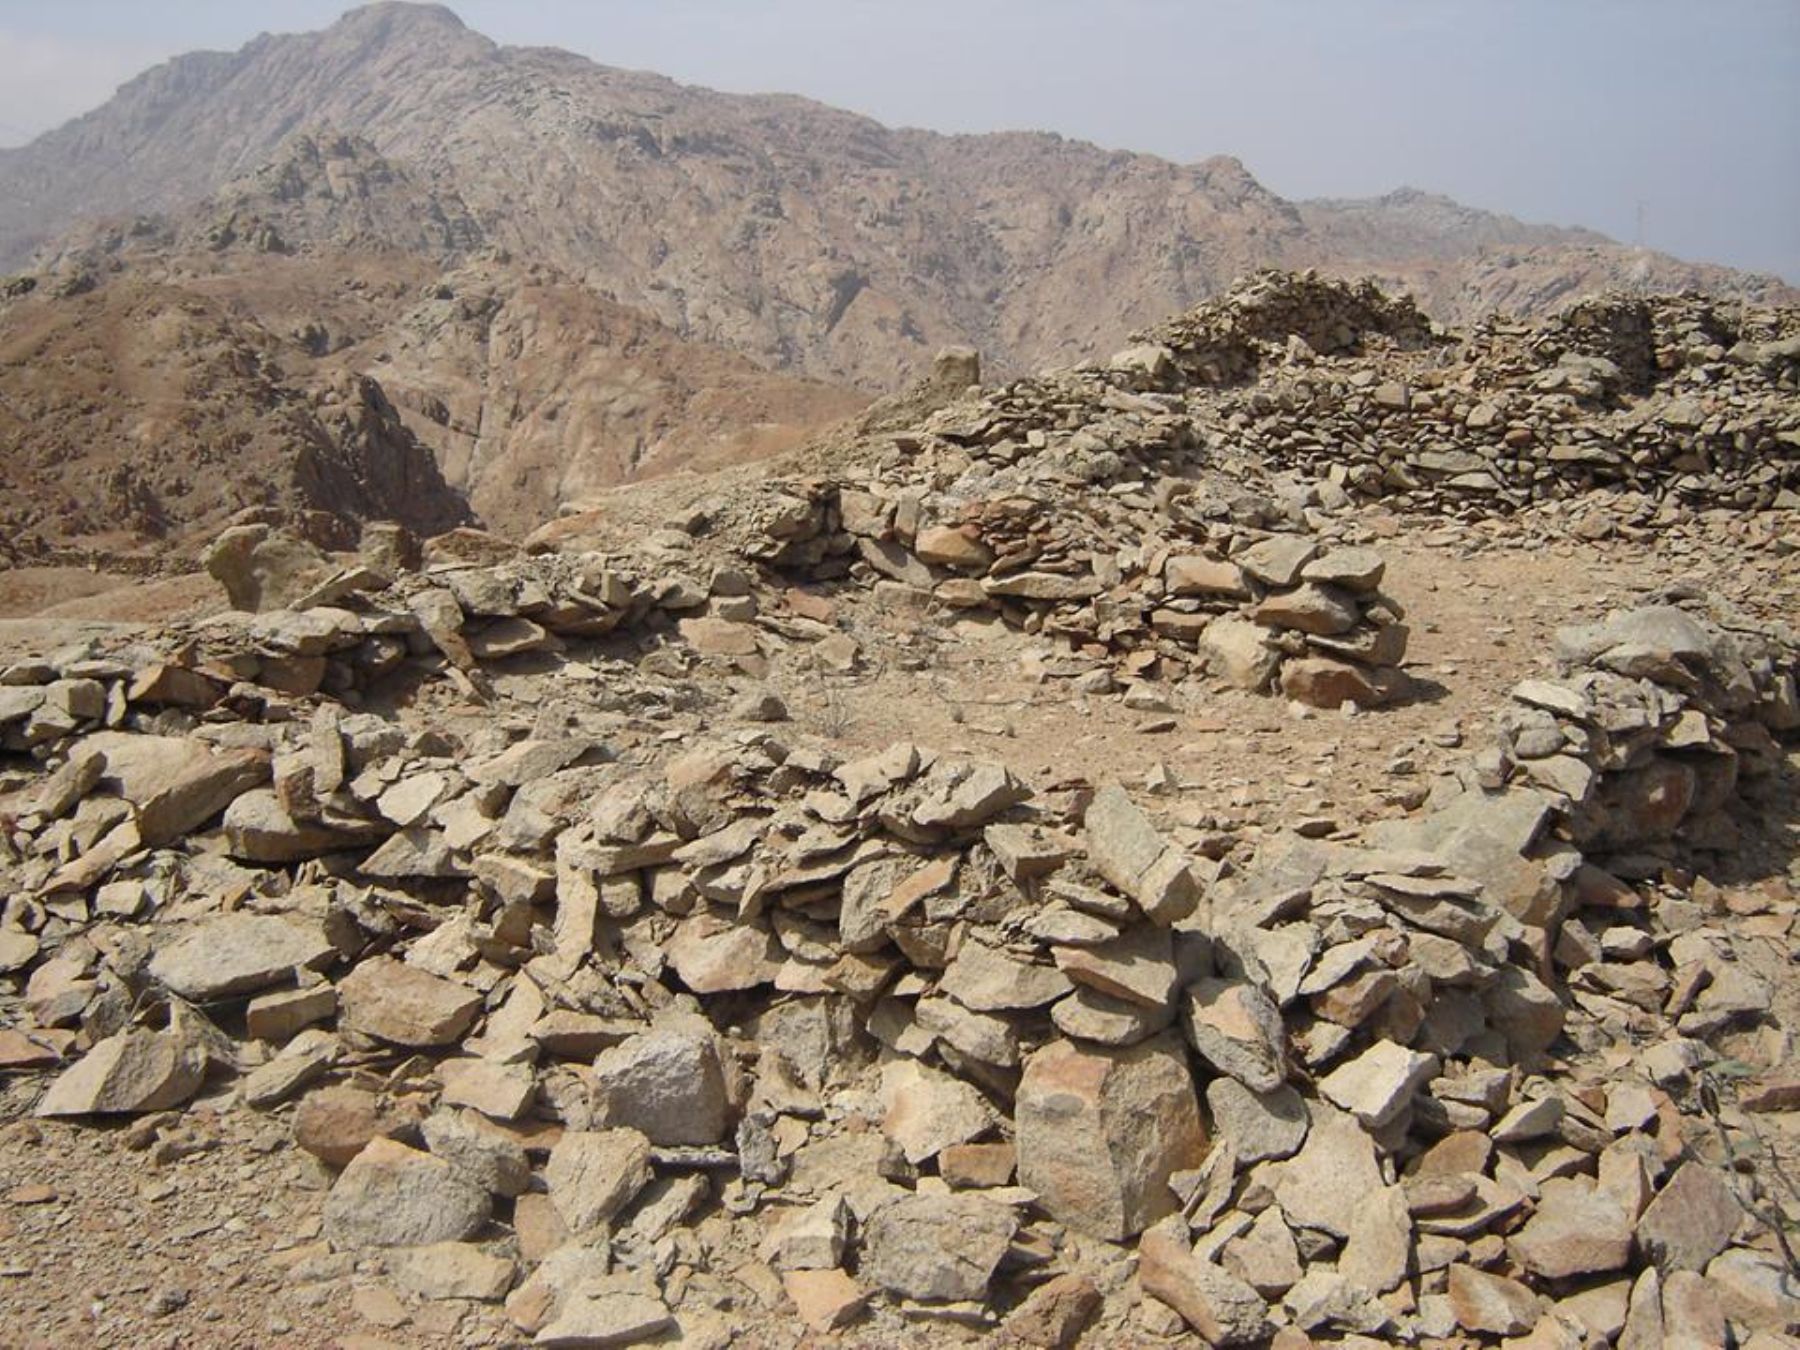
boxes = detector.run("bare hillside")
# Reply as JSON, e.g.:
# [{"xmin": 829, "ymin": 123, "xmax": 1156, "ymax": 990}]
[{"xmin": 2, "ymin": 3, "xmax": 1790, "ymax": 389}]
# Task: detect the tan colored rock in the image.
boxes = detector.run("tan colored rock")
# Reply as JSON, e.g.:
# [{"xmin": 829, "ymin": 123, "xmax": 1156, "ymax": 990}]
[
  {"xmin": 1316, "ymin": 1039, "xmax": 1438, "ymax": 1128},
  {"xmin": 87, "ymin": 731, "xmax": 270, "ymax": 846},
  {"xmin": 592, "ymin": 1018, "xmax": 731, "ymax": 1145},
  {"xmin": 1660, "ymin": 1270, "xmax": 1727, "ymax": 1348},
  {"xmin": 1253, "ymin": 583, "xmax": 1359, "ymax": 635},
  {"xmin": 1182, "ymin": 978, "xmax": 1288, "ymax": 1092},
  {"xmin": 665, "ymin": 911, "xmax": 783, "ymax": 992},
  {"xmin": 1165, "ymin": 555, "xmax": 1250, "ymax": 599},
  {"xmin": 1053, "ymin": 922, "xmax": 1179, "ymax": 1009},
  {"xmin": 1270, "ymin": 1103, "xmax": 1383, "ymax": 1239},
  {"xmin": 939, "ymin": 1140, "xmax": 1016, "ymax": 1189},
  {"xmin": 1222, "ymin": 1206, "xmax": 1303, "ymax": 1296},
  {"xmin": 1280, "ymin": 655, "xmax": 1386, "ymax": 708},
  {"xmin": 322, "ymin": 1138, "xmax": 491, "ymax": 1249},
  {"xmin": 1202, "ymin": 615, "xmax": 1280, "ymax": 691},
  {"xmin": 860, "ymin": 1192, "xmax": 1016, "ymax": 1303},
  {"xmin": 1138, "ymin": 1216, "xmax": 1272, "ymax": 1346},
  {"xmin": 1082, "ymin": 785, "xmax": 1201, "ymax": 924},
  {"xmin": 939, "ymin": 937, "xmax": 1072, "ymax": 1011},
  {"xmin": 1014, "ymin": 1033, "xmax": 1207, "ymax": 1241},
  {"xmin": 388, "ymin": 1242, "xmax": 515, "ymax": 1302},
  {"xmin": 1238, "ymin": 536, "xmax": 1320, "ymax": 587},
  {"xmin": 1508, "ymin": 1176, "xmax": 1634, "ymax": 1279},
  {"xmin": 782, "ymin": 1268, "xmax": 867, "ymax": 1332},
  {"xmin": 879, "ymin": 1059, "xmax": 997, "ymax": 1166},
  {"xmin": 543, "ymin": 1128, "xmax": 652, "ymax": 1233},
  {"xmin": 1636, "ymin": 1160, "xmax": 1743, "ymax": 1272},
  {"xmin": 759, "ymin": 1195, "xmax": 851, "ymax": 1272},
  {"xmin": 1340, "ymin": 1183, "xmax": 1412, "ymax": 1293},
  {"xmin": 535, "ymin": 1278, "xmax": 672, "ymax": 1349},
  {"xmin": 294, "ymin": 1085, "xmax": 425, "ymax": 1168},
  {"xmin": 1448, "ymin": 1264, "xmax": 1540, "ymax": 1336},
  {"xmin": 1002, "ymin": 1272, "xmax": 1102, "ymax": 1348},
  {"xmin": 148, "ymin": 912, "xmax": 335, "ymax": 1001},
  {"xmin": 336, "ymin": 958, "xmax": 482, "ymax": 1047},
  {"xmin": 915, "ymin": 524, "xmax": 994, "ymax": 570},
  {"xmin": 246, "ymin": 984, "xmax": 337, "ymax": 1042},
  {"xmin": 34, "ymin": 1028, "xmax": 206, "ymax": 1117}
]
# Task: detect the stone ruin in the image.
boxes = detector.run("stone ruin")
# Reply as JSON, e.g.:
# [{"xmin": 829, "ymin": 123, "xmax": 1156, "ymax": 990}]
[{"xmin": 1, "ymin": 271, "xmax": 1797, "ymax": 1348}]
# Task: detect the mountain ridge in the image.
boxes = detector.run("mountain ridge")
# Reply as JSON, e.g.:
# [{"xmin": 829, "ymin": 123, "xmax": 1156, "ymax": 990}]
[{"xmin": 4, "ymin": 2, "xmax": 1791, "ymax": 390}]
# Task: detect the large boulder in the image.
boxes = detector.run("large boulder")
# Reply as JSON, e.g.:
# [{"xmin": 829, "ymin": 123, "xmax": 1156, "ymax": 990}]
[{"xmin": 1014, "ymin": 1033, "xmax": 1207, "ymax": 1240}]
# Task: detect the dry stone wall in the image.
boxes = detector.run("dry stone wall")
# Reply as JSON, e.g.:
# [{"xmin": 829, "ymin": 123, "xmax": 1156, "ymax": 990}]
[{"xmin": 0, "ymin": 541, "xmax": 1795, "ymax": 1345}]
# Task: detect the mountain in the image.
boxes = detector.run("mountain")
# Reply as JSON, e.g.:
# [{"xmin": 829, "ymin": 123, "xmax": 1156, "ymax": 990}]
[
  {"xmin": 0, "ymin": 133, "xmax": 865, "ymax": 551},
  {"xmin": 2, "ymin": 2, "xmax": 1791, "ymax": 391}
]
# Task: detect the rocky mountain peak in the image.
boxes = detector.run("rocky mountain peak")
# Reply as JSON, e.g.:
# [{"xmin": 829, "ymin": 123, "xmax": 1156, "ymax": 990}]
[{"xmin": 331, "ymin": 1, "xmax": 469, "ymax": 35}]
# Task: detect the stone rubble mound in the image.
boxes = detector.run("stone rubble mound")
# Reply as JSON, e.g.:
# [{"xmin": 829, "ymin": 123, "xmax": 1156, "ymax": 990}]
[
  {"xmin": 0, "ymin": 531, "xmax": 1795, "ymax": 1347},
  {"xmin": 720, "ymin": 274, "xmax": 1795, "ymax": 604},
  {"xmin": 1159, "ymin": 276, "xmax": 1800, "ymax": 516},
  {"xmin": 1, "ymin": 269, "xmax": 1797, "ymax": 1346}
]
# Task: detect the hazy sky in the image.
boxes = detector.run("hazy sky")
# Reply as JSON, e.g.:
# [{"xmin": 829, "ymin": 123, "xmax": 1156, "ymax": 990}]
[{"xmin": 1, "ymin": 1, "xmax": 1795, "ymax": 280}]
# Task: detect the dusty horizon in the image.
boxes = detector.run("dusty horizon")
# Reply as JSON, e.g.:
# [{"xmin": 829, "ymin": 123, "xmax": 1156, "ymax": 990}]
[{"xmin": 0, "ymin": 0, "xmax": 1795, "ymax": 283}]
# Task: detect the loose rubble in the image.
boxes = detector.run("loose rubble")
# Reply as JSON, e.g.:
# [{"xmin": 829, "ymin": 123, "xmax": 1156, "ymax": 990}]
[{"xmin": 0, "ymin": 270, "xmax": 1796, "ymax": 1349}]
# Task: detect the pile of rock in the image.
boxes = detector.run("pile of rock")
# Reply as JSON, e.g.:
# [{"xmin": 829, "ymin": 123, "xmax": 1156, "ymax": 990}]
[
  {"xmin": 1131, "ymin": 268, "xmax": 1444, "ymax": 387},
  {"xmin": 1166, "ymin": 281, "xmax": 1800, "ymax": 515},
  {"xmin": 757, "ymin": 480, "xmax": 1411, "ymax": 709},
  {"xmin": 1488, "ymin": 605, "xmax": 1798, "ymax": 867},
  {"xmin": 1, "ymin": 583, "xmax": 1795, "ymax": 1344},
  {"xmin": 739, "ymin": 274, "xmax": 1796, "ymax": 560}
]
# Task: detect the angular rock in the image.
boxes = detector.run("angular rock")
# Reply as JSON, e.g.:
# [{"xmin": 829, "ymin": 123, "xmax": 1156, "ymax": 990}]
[
  {"xmin": 1182, "ymin": 978, "xmax": 1288, "ymax": 1092},
  {"xmin": 1280, "ymin": 656, "xmax": 1396, "ymax": 709},
  {"xmin": 1271, "ymin": 1103, "xmax": 1383, "ymax": 1239},
  {"xmin": 35, "ymin": 1028, "xmax": 205, "ymax": 1117},
  {"xmin": 591, "ymin": 1018, "xmax": 730, "ymax": 1146},
  {"xmin": 322, "ymin": 1138, "xmax": 491, "ymax": 1249},
  {"xmin": 1202, "ymin": 615, "xmax": 1280, "ymax": 691},
  {"xmin": 760, "ymin": 1195, "xmax": 852, "ymax": 1272},
  {"xmin": 1340, "ymin": 1184, "xmax": 1412, "ymax": 1294},
  {"xmin": 938, "ymin": 937, "xmax": 1073, "ymax": 1011},
  {"xmin": 544, "ymin": 1129, "xmax": 653, "ymax": 1233},
  {"xmin": 665, "ymin": 911, "xmax": 783, "ymax": 992},
  {"xmin": 87, "ymin": 731, "xmax": 270, "ymax": 846},
  {"xmin": 1053, "ymin": 923, "xmax": 1179, "ymax": 1009},
  {"xmin": 148, "ymin": 913, "xmax": 335, "ymax": 1001},
  {"xmin": 1238, "ymin": 536, "xmax": 1320, "ymax": 588},
  {"xmin": 783, "ymin": 1268, "xmax": 868, "ymax": 1332},
  {"xmin": 535, "ymin": 1279, "xmax": 673, "ymax": 1349},
  {"xmin": 1448, "ymin": 1263, "xmax": 1540, "ymax": 1337},
  {"xmin": 336, "ymin": 958, "xmax": 483, "ymax": 1047},
  {"xmin": 879, "ymin": 1059, "xmax": 996, "ymax": 1166},
  {"xmin": 1050, "ymin": 985, "xmax": 1174, "ymax": 1047},
  {"xmin": 1204, "ymin": 1079, "xmax": 1309, "ymax": 1163},
  {"xmin": 1254, "ymin": 584, "xmax": 1359, "ymax": 636},
  {"xmin": 1508, "ymin": 1177, "xmax": 1634, "ymax": 1279},
  {"xmin": 422, "ymin": 1108, "xmax": 533, "ymax": 1198},
  {"xmin": 1139, "ymin": 1216, "xmax": 1272, "ymax": 1346},
  {"xmin": 1317, "ymin": 1039, "xmax": 1438, "ymax": 1129},
  {"xmin": 1636, "ymin": 1160, "xmax": 1743, "ymax": 1272},
  {"xmin": 1014, "ymin": 1033, "xmax": 1207, "ymax": 1241},
  {"xmin": 1002, "ymin": 1272, "xmax": 1102, "ymax": 1349},
  {"xmin": 860, "ymin": 1192, "xmax": 1016, "ymax": 1303},
  {"xmin": 389, "ymin": 1242, "xmax": 515, "ymax": 1302},
  {"xmin": 1082, "ymin": 785, "xmax": 1200, "ymax": 924},
  {"xmin": 294, "ymin": 1084, "xmax": 423, "ymax": 1168}
]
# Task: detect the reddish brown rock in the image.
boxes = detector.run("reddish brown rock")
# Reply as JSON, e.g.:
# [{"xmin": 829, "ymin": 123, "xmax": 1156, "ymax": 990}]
[{"xmin": 1014, "ymin": 1033, "xmax": 1207, "ymax": 1241}]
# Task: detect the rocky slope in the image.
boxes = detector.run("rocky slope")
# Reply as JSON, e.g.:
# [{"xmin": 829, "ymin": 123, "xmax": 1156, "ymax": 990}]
[
  {"xmin": 2, "ymin": 3, "xmax": 1792, "ymax": 390},
  {"xmin": 0, "ymin": 273, "xmax": 1794, "ymax": 1349},
  {"xmin": 0, "ymin": 267, "xmax": 471, "ymax": 557},
  {"xmin": 0, "ymin": 138, "xmax": 867, "ymax": 552}
]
